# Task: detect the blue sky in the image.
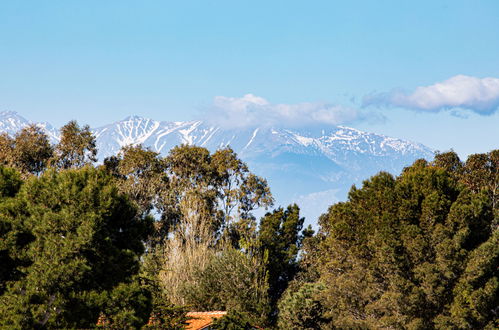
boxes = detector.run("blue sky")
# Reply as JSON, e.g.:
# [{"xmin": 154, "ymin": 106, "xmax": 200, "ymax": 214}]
[{"xmin": 1, "ymin": 0, "xmax": 498, "ymax": 157}]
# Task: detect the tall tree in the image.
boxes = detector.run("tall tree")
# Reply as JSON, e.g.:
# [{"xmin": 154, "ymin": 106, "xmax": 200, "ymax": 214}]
[
  {"xmin": 164, "ymin": 145, "xmax": 273, "ymax": 231},
  {"xmin": 258, "ymin": 204, "xmax": 312, "ymax": 320},
  {"xmin": 0, "ymin": 166, "xmax": 27, "ymax": 296},
  {"xmin": 157, "ymin": 145, "xmax": 273, "ymax": 311},
  {"xmin": 0, "ymin": 133, "xmax": 14, "ymax": 167},
  {"xmin": 53, "ymin": 120, "xmax": 97, "ymax": 169},
  {"xmin": 277, "ymin": 282, "xmax": 329, "ymax": 330},
  {"xmin": 0, "ymin": 167, "xmax": 153, "ymax": 328},
  {"xmin": 315, "ymin": 154, "xmax": 497, "ymax": 329},
  {"xmin": 12, "ymin": 125, "xmax": 53, "ymax": 176},
  {"xmin": 103, "ymin": 145, "xmax": 167, "ymax": 217}
]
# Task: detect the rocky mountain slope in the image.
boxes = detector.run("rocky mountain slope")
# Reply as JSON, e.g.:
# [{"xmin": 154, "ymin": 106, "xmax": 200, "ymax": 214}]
[{"xmin": 0, "ymin": 111, "xmax": 434, "ymax": 224}]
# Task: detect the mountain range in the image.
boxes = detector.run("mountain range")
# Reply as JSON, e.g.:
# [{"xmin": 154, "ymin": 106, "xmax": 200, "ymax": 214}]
[{"xmin": 0, "ymin": 111, "xmax": 434, "ymax": 224}]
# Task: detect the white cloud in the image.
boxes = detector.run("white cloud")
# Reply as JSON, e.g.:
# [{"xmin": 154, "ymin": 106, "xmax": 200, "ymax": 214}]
[
  {"xmin": 363, "ymin": 75, "xmax": 499, "ymax": 115},
  {"xmin": 206, "ymin": 94, "xmax": 376, "ymax": 128}
]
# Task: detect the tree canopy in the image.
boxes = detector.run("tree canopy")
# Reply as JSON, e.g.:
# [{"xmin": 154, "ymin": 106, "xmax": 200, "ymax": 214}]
[
  {"xmin": 0, "ymin": 167, "xmax": 153, "ymax": 328},
  {"xmin": 0, "ymin": 120, "xmax": 496, "ymax": 329},
  {"xmin": 313, "ymin": 152, "xmax": 498, "ymax": 329}
]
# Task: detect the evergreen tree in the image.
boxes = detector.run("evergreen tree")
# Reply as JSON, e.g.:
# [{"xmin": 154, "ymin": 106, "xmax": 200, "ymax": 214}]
[
  {"xmin": 277, "ymin": 282, "xmax": 329, "ymax": 330},
  {"xmin": 315, "ymin": 153, "xmax": 498, "ymax": 328},
  {"xmin": 0, "ymin": 167, "xmax": 153, "ymax": 328},
  {"xmin": 258, "ymin": 204, "xmax": 312, "ymax": 318},
  {"xmin": 0, "ymin": 166, "xmax": 27, "ymax": 296}
]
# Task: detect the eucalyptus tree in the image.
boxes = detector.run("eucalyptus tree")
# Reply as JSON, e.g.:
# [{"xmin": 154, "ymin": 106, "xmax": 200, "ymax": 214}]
[
  {"xmin": 53, "ymin": 120, "xmax": 97, "ymax": 169},
  {"xmin": 12, "ymin": 125, "xmax": 53, "ymax": 176}
]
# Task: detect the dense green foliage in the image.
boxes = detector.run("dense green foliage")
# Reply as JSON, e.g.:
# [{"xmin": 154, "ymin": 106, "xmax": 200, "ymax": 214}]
[
  {"xmin": 0, "ymin": 167, "xmax": 153, "ymax": 328},
  {"xmin": 310, "ymin": 151, "xmax": 498, "ymax": 329},
  {"xmin": 184, "ymin": 248, "xmax": 270, "ymax": 323},
  {"xmin": 0, "ymin": 122, "xmax": 497, "ymax": 329},
  {"xmin": 211, "ymin": 310, "xmax": 258, "ymax": 329},
  {"xmin": 277, "ymin": 282, "xmax": 329, "ymax": 329},
  {"xmin": 257, "ymin": 204, "xmax": 313, "ymax": 321},
  {"xmin": 52, "ymin": 120, "xmax": 98, "ymax": 169}
]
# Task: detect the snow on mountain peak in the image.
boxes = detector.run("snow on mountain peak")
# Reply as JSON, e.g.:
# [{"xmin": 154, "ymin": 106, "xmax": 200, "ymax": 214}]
[{"xmin": 0, "ymin": 112, "xmax": 435, "ymax": 224}]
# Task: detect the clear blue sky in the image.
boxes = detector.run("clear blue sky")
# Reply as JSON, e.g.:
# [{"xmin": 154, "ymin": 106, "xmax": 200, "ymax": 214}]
[{"xmin": 1, "ymin": 0, "xmax": 498, "ymax": 157}]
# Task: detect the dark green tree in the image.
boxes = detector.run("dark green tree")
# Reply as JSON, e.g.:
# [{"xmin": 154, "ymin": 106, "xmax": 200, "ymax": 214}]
[
  {"xmin": 277, "ymin": 282, "xmax": 329, "ymax": 330},
  {"xmin": 258, "ymin": 204, "xmax": 312, "ymax": 318},
  {"xmin": 438, "ymin": 230, "xmax": 499, "ymax": 329},
  {"xmin": 0, "ymin": 167, "xmax": 153, "ymax": 328},
  {"xmin": 0, "ymin": 166, "xmax": 27, "ymax": 296},
  {"xmin": 211, "ymin": 310, "xmax": 258, "ymax": 330},
  {"xmin": 315, "ymin": 154, "xmax": 497, "ymax": 329}
]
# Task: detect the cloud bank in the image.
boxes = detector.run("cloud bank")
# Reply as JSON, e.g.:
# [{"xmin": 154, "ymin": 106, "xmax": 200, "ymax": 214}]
[
  {"xmin": 206, "ymin": 94, "xmax": 379, "ymax": 128},
  {"xmin": 363, "ymin": 75, "xmax": 499, "ymax": 115}
]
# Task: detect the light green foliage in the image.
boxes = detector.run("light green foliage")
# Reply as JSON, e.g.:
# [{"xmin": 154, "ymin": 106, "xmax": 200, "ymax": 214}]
[
  {"xmin": 156, "ymin": 145, "xmax": 274, "ymax": 311},
  {"xmin": 183, "ymin": 248, "xmax": 270, "ymax": 324},
  {"xmin": 104, "ymin": 145, "xmax": 167, "ymax": 218},
  {"xmin": 0, "ymin": 133, "xmax": 14, "ymax": 167},
  {"xmin": 0, "ymin": 167, "xmax": 153, "ymax": 328},
  {"xmin": 13, "ymin": 124, "xmax": 54, "ymax": 176},
  {"xmin": 53, "ymin": 120, "xmax": 97, "ymax": 169},
  {"xmin": 164, "ymin": 145, "xmax": 273, "ymax": 233}
]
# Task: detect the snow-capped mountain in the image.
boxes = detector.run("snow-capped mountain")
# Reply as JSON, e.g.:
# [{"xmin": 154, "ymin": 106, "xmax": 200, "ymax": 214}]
[
  {"xmin": 0, "ymin": 111, "xmax": 60, "ymax": 142},
  {"xmin": 0, "ymin": 112, "xmax": 434, "ymax": 224}
]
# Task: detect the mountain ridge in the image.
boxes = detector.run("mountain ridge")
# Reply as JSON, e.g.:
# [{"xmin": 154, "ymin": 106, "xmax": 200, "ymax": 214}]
[{"xmin": 0, "ymin": 111, "xmax": 434, "ymax": 223}]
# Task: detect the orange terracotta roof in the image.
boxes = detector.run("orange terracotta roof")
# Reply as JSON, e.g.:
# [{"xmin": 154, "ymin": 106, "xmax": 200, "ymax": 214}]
[{"xmin": 185, "ymin": 311, "xmax": 227, "ymax": 330}]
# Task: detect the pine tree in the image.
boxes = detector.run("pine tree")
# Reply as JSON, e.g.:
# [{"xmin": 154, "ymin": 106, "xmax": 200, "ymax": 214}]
[
  {"xmin": 258, "ymin": 204, "xmax": 311, "ymax": 316},
  {"xmin": 0, "ymin": 167, "xmax": 153, "ymax": 328},
  {"xmin": 315, "ymin": 152, "xmax": 498, "ymax": 328},
  {"xmin": 0, "ymin": 166, "xmax": 26, "ymax": 296},
  {"xmin": 277, "ymin": 282, "xmax": 329, "ymax": 330}
]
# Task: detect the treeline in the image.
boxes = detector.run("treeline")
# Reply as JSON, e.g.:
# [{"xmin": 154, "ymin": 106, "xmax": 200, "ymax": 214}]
[{"xmin": 0, "ymin": 122, "xmax": 497, "ymax": 329}]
